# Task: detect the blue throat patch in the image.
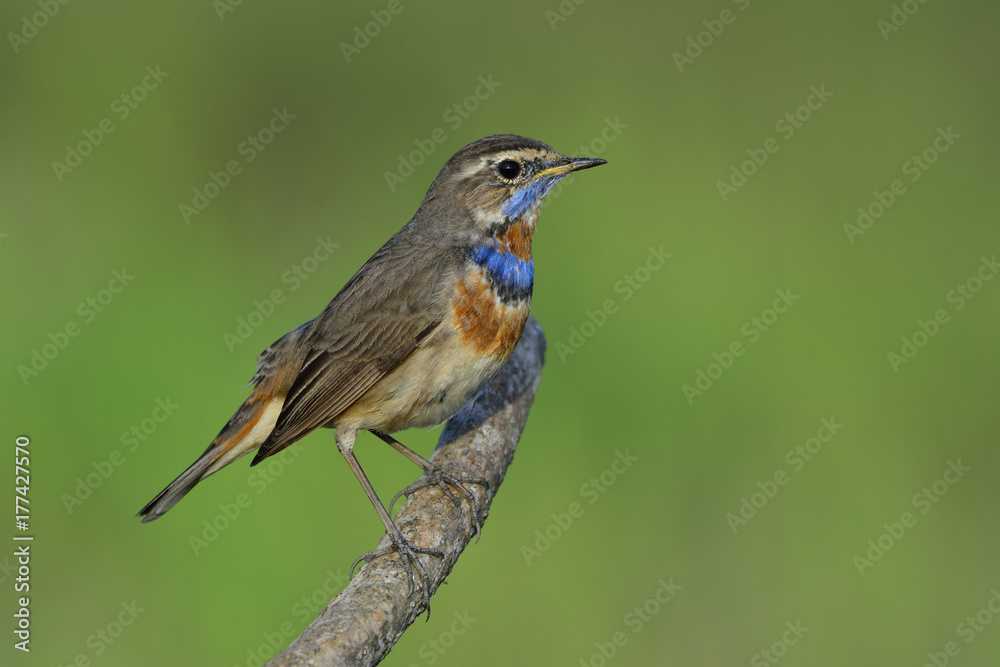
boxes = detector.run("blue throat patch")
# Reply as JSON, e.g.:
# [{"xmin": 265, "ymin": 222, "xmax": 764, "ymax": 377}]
[
  {"xmin": 469, "ymin": 243, "xmax": 533, "ymax": 302},
  {"xmin": 502, "ymin": 177, "xmax": 557, "ymax": 219}
]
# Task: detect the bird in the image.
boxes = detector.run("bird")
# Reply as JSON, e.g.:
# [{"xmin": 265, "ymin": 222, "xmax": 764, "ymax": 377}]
[{"xmin": 137, "ymin": 134, "xmax": 606, "ymax": 600}]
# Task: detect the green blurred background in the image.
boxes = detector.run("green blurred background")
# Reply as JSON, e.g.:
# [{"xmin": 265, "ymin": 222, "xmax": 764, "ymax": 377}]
[{"xmin": 3, "ymin": 1, "xmax": 999, "ymax": 665}]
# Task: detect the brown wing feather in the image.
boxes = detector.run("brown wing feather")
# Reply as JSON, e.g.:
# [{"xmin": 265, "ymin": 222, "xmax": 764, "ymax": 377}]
[{"xmin": 251, "ymin": 237, "xmax": 458, "ymax": 464}]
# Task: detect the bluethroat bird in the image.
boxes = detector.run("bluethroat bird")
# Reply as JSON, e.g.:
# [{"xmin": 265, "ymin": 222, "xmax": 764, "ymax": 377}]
[{"xmin": 138, "ymin": 134, "xmax": 605, "ymax": 600}]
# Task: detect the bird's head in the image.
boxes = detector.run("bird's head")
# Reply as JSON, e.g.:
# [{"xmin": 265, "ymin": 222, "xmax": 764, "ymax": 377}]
[{"xmin": 419, "ymin": 134, "xmax": 606, "ymax": 242}]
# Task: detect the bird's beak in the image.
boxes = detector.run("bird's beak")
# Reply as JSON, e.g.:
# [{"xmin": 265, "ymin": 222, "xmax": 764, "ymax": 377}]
[{"xmin": 534, "ymin": 156, "xmax": 608, "ymax": 180}]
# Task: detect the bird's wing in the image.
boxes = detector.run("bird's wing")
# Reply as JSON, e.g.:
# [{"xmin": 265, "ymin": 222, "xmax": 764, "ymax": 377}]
[{"xmin": 251, "ymin": 238, "xmax": 457, "ymax": 463}]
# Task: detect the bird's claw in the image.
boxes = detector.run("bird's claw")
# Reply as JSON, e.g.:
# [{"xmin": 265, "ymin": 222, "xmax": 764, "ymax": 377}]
[
  {"xmin": 350, "ymin": 529, "xmax": 444, "ymax": 616},
  {"xmin": 390, "ymin": 466, "xmax": 489, "ymax": 541}
]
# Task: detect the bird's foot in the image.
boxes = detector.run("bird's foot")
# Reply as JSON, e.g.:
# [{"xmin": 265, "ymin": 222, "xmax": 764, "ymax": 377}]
[
  {"xmin": 351, "ymin": 526, "xmax": 444, "ymax": 615},
  {"xmin": 390, "ymin": 465, "xmax": 489, "ymax": 541}
]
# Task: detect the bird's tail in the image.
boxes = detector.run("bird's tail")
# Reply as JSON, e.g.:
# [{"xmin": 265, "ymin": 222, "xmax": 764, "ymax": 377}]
[
  {"xmin": 136, "ymin": 389, "xmax": 285, "ymax": 523},
  {"xmin": 137, "ymin": 322, "xmax": 309, "ymax": 523}
]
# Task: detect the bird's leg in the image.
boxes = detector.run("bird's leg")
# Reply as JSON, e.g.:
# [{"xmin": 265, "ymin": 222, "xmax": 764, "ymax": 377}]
[
  {"xmin": 370, "ymin": 430, "xmax": 488, "ymax": 541},
  {"xmin": 336, "ymin": 431, "xmax": 442, "ymax": 612}
]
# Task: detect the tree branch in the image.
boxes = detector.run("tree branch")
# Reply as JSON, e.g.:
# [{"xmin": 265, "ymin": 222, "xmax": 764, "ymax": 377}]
[{"xmin": 268, "ymin": 316, "xmax": 546, "ymax": 667}]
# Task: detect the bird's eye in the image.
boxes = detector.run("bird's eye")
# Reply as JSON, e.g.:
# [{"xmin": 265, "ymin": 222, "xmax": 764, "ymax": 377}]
[{"xmin": 497, "ymin": 159, "xmax": 521, "ymax": 180}]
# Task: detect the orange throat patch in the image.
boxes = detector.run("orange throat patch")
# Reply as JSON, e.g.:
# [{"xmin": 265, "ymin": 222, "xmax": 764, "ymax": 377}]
[{"xmin": 451, "ymin": 268, "xmax": 530, "ymax": 359}]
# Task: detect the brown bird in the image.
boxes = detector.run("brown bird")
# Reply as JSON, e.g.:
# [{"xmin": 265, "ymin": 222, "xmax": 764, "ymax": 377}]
[{"xmin": 138, "ymin": 134, "xmax": 606, "ymax": 599}]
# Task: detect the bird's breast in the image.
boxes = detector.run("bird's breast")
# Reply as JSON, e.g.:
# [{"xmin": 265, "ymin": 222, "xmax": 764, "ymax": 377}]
[
  {"xmin": 334, "ymin": 269, "xmax": 529, "ymax": 434},
  {"xmin": 450, "ymin": 264, "xmax": 530, "ymax": 359},
  {"xmin": 334, "ymin": 226, "xmax": 536, "ymax": 434},
  {"xmin": 453, "ymin": 221, "xmax": 534, "ymax": 354}
]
